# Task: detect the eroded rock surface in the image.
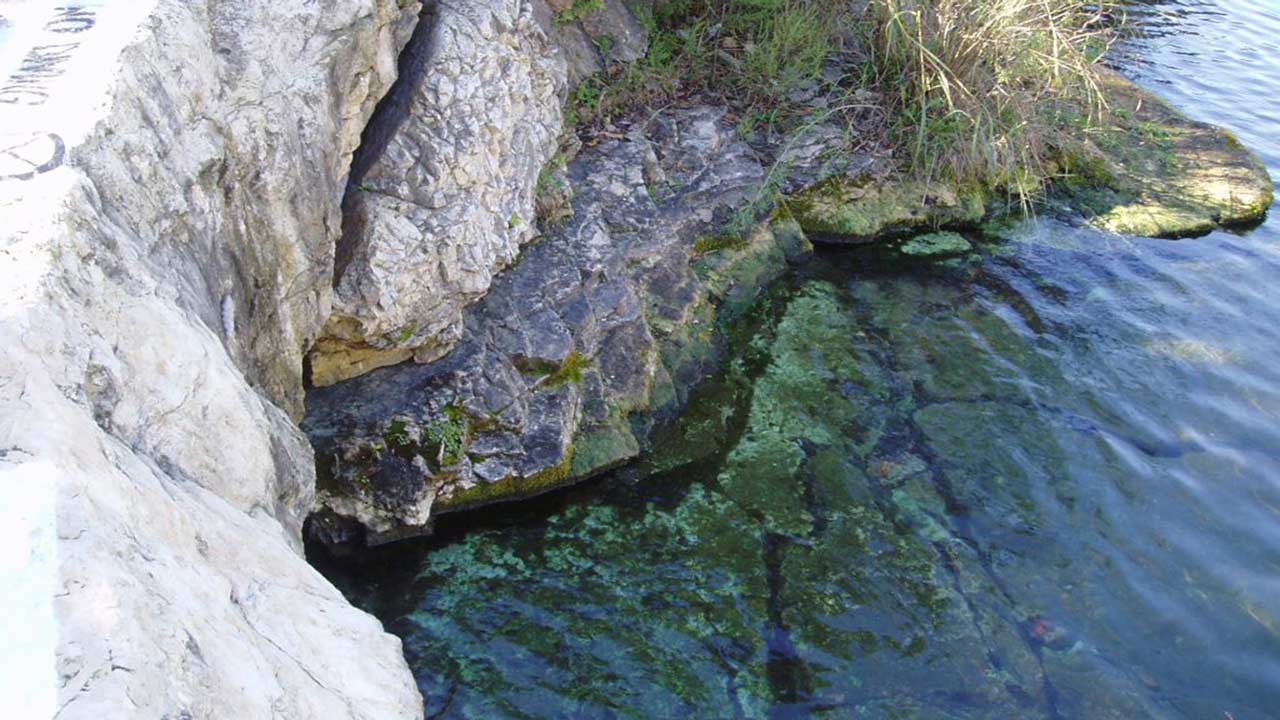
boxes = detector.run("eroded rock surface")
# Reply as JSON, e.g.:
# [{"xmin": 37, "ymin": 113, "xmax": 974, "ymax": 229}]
[
  {"xmin": 311, "ymin": 0, "xmax": 654, "ymax": 387},
  {"xmin": 304, "ymin": 107, "xmax": 824, "ymax": 543},
  {"xmin": 1, "ymin": 2, "xmax": 422, "ymax": 717}
]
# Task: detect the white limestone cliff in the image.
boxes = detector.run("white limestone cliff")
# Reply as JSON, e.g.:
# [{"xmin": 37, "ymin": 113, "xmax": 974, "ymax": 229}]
[{"xmin": 0, "ymin": 1, "xmax": 424, "ymax": 717}]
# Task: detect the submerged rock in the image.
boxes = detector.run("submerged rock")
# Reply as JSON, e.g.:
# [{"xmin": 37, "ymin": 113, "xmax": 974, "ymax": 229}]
[
  {"xmin": 899, "ymin": 230, "xmax": 973, "ymax": 258},
  {"xmin": 355, "ymin": 271, "xmax": 1056, "ymax": 716},
  {"xmin": 304, "ymin": 107, "xmax": 812, "ymax": 543}
]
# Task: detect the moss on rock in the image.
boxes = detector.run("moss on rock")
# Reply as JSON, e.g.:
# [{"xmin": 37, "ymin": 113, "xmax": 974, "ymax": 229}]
[
  {"xmin": 786, "ymin": 176, "xmax": 987, "ymax": 243},
  {"xmin": 1068, "ymin": 70, "xmax": 1273, "ymax": 237},
  {"xmin": 436, "ymin": 449, "xmax": 578, "ymax": 512},
  {"xmin": 570, "ymin": 423, "xmax": 641, "ymax": 477},
  {"xmin": 899, "ymin": 231, "xmax": 973, "ymax": 258}
]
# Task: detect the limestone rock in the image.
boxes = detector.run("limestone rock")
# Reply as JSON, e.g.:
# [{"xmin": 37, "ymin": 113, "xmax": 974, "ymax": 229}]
[
  {"xmin": 304, "ymin": 107, "xmax": 812, "ymax": 542},
  {"xmin": 313, "ymin": 0, "xmax": 570, "ymax": 387},
  {"xmin": 1071, "ymin": 69, "xmax": 1273, "ymax": 238},
  {"xmin": 1, "ymin": 1, "xmax": 422, "ymax": 717},
  {"xmin": 535, "ymin": 0, "xmax": 651, "ymax": 84},
  {"xmin": 578, "ymin": 0, "xmax": 650, "ymax": 64}
]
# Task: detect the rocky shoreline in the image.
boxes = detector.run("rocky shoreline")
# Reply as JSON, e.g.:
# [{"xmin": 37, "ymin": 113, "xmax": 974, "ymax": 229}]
[
  {"xmin": 304, "ymin": 42, "xmax": 1272, "ymax": 549},
  {"xmin": 1, "ymin": 0, "xmax": 1270, "ymax": 717}
]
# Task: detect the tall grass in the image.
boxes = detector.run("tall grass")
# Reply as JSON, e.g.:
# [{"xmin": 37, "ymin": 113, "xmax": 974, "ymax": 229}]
[
  {"xmin": 567, "ymin": 0, "xmax": 846, "ymax": 127},
  {"xmin": 568, "ymin": 0, "xmax": 1117, "ymax": 207},
  {"xmin": 868, "ymin": 0, "xmax": 1117, "ymax": 202}
]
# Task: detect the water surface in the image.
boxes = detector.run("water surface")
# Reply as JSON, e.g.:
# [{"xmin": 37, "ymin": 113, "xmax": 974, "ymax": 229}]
[{"xmin": 317, "ymin": 3, "xmax": 1280, "ymax": 717}]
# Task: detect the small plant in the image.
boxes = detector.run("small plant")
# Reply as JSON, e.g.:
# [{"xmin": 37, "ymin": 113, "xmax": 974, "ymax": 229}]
[
  {"xmin": 738, "ymin": 3, "xmax": 832, "ymax": 98},
  {"xmin": 384, "ymin": 419, "xmax": 415, "ymax": 449},
  {"xmin": 592, "ymin": 34, "xmax": 616, "ymax": 54},
  {"xmin": 557, "ymin": 0, "xmax": 604, "ymax": 24},
  {"xmin": 426, "ymin": 404, "xmax": 469, "ymax": 466},
  {"xmin": 524, "ymin": 351, "xmax": 593, "ymax": 388}
]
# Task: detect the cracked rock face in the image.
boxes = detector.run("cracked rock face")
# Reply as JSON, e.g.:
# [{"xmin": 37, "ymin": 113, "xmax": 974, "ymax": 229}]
[
  {"xmin": 304, "ymin": 107, "xmax": 829, "ymax": 544},
  {"xmin": 1, "ymin": 1, "xmax": 422, "ymax": 717},
  {"xmin": 311, "ymin": 0, "xmax": 571, "ymax": 387}
]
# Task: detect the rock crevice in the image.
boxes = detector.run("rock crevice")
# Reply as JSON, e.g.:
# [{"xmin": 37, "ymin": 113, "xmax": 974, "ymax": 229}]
[{"xmin": 311, "ymin": 0, "xmax": 574, "ymax": 387}]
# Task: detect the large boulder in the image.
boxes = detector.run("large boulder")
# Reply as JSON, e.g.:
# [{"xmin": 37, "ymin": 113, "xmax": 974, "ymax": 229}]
[
  {"xmin": 1, "ymin": 1, "xmax": 422, "ymax": 717},
  {"xmin": 304, "ymin": 107, "xmax": 830, "ymax": 544},
  {"xmin": 308, "ymin": 0, "xmax": 655, "ymax": 388},
  {"xmin": 310, "ymin": 0, "xmax": 570, "ymax": 387}
]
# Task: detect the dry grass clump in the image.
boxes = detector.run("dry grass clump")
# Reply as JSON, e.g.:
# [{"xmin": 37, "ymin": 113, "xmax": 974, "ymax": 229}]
[{"xmin": 868, "ymin": 0, "xmax": 1118, "ymax": 203}]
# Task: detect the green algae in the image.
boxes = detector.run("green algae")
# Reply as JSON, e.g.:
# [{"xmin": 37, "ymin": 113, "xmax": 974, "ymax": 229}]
[
  {"xmin": 786, "ymin": 175, "xmax": 987, "ymax": 242},
  {"xmin": 1063, "ymin": 70, "xmax": 1274, "ymax": 237},
  {"xmin": 899, "ymin": 230, "xmax": 972, "ymax": 258}
]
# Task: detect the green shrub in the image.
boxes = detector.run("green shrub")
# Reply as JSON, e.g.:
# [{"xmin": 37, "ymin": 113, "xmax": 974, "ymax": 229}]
[{"xmin": 567, "ymin": 0, "xmax": 844, "ymax": 128}]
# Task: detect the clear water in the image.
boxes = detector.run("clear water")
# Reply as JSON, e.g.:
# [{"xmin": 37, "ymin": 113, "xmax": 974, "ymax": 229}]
[{"xmin": 316, "ymin": 3, "xmax": 1280, "ymax": 717}]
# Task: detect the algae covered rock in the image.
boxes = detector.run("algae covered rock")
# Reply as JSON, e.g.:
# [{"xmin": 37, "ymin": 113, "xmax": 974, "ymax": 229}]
[
  {"xmin": 787, "ymin": 176, "xmax": 986, "ymax": 243},
  {"xmin": 899, "ymin": 230, "xmax": 972, "ymax": 258},
  {"xmin": 1070, "ymin": 70, "xmax": 1273, "ymax": 237},
  {"xmin": 304, "ymin": 108, "xmax": 802, "ymax": 541},
  {"xmin": 363, "ymin": 267, "xmax": 1052, "ymax": 717}
]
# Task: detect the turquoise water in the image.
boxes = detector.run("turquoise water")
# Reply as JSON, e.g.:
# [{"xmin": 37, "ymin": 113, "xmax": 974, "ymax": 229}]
[{"xmin": 317, "ymin": 3, "xmax": 1280, "ymax": 717}]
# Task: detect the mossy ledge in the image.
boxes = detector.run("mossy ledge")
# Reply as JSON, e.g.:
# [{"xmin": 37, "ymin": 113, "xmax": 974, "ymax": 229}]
[
  {"xmin": 1063, "ymin": 69, "xmax": 1273, "ymax": 238},
  {"xmin": 435, "ymin": 450, "xmax": 579, "ymax": 514},
  {"xmin": 786, "ymin": 176, "xmax": 988, "ymax": 244},
  {"xmin": 783, "ymin": 72, "xmax": 1271, "ymax": 244}
]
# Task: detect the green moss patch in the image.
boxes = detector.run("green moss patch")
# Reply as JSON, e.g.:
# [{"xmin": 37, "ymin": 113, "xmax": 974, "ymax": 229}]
[
  {"xmin": 899, "ymin": 231, "xmax": 972, "ymax": 258},
  {"xmin": 437, "ymin": 450, "xmax": 577, "ymax": 512},
  {"xmin": 571, "ymin": 424, "xmax": 641, "ymax": 478},
  {"xmin": 693, "ymin": 233, "xmax": 748, "ymax": 255},
  {"xmin": 1065, "ymin": 70, "xmax": 1273, "ymax": 237},
  {"xmin": 786, "ymin": 176, "xmax": 986, "ymax": 243}
]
